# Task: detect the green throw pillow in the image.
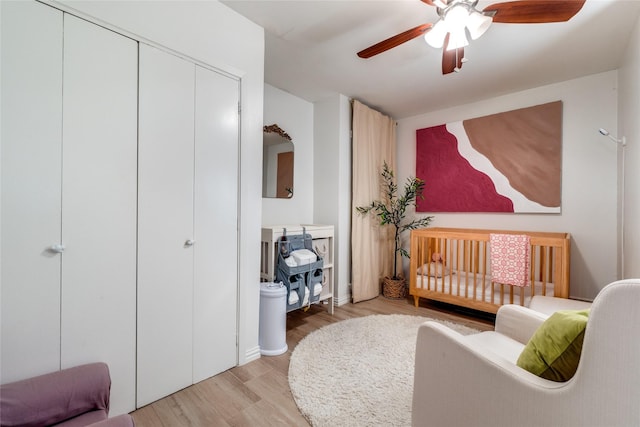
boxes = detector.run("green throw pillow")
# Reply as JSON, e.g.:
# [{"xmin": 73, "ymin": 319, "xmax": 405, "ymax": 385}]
[{"xmin": 516, "ymin": 309, "xmax": 590, "ymax": 382}]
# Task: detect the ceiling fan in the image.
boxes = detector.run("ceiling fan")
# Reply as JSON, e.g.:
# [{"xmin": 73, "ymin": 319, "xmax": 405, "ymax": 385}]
[{"xmin": 357, "ymin": 0, "xmax": 586, "ymax": 74}]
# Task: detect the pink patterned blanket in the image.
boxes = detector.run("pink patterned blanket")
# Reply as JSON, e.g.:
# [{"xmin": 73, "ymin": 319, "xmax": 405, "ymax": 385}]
[{"xmin": 490, "ymin": 233, "xmax": 530, "ymax": 287}]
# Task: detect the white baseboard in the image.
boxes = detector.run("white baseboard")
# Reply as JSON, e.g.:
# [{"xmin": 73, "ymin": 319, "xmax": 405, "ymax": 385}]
[
  {"xmin": 243, "ymin": 345, "xmax": 261, "ymax": 364},
  {"xmin": 335, "ymin": 284, "xmax": 352, "ymax": 306}
]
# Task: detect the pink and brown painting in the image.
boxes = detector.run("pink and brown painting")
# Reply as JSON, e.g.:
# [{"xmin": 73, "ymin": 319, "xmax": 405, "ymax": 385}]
[{"xmin": 416, "ymin": 101, "xmax": 562, "ymax": 213}]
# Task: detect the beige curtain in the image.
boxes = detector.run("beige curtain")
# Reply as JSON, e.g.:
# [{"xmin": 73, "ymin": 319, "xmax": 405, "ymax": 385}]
[{"xmin": 351, "ymin": 100, "xmax": 396, "ymax": 303}]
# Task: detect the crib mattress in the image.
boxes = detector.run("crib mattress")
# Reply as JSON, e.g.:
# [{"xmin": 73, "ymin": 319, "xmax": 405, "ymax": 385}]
[{"xmin": 414, "ymin": 273, "xmax": 555, "ymax": 306}]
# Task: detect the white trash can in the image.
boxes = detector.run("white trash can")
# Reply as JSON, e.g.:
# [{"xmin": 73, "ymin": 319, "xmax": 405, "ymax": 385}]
[{"xmin": 259, "ymin": 281, "xmax": 288, "ymax": 356}]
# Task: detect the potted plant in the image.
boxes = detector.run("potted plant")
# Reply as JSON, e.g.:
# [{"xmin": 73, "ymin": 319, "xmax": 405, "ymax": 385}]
[{"xmin": 356, "ymin": 161, "xmax": 433, "ymax": 298}]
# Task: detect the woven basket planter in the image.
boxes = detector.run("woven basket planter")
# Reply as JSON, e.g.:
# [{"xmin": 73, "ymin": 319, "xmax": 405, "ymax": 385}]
[{"xmin": 382, "ymin": 277, "xmax": 406, "ymax": 299}]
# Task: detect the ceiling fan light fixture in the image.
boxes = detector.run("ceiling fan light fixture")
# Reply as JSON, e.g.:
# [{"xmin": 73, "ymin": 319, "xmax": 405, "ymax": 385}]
[
  {"xmin": 425, "ymin": 2, "xmax": 470, "ymax": 49},
  {"xmin": 446, "ymin": 29, "xmax": 469, "ymax": 50},
  {"xmin": 424, "ymin": 19, "xmax": 447, "ymax": 48},
  {"xmin": 467, "ymin": 11, "xmax": 493, "ymax": 40},
  {"xmin": 445, "ymin": 5, "xmax": 470, "ymax": 32}
]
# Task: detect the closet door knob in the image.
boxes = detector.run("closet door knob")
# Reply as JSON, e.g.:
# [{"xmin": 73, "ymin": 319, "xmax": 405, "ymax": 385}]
[
  {"xmin": 50, "ymin": 244, "xmax": 65, "ymax": 253},
  {"xmin": 185, "ymin": 239, "xmax": 195, "ymax": 247}
]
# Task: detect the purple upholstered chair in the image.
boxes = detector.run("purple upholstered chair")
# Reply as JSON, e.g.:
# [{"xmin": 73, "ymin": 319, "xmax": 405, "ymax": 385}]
[{"xmin": 0, "ymin": 362, "xmax": 134, "ymax": 427}]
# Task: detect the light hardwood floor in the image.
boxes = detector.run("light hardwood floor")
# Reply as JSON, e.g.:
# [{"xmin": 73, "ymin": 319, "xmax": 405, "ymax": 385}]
[{"xmin": 130, "ymin": 296, "xmax": 494, "ymax": 426}]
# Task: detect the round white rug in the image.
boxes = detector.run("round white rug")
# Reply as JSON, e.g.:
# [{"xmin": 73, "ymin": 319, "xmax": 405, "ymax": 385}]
[{"xmin": 288, "ymin": 314, "xmax": 479, "ymax": 427}]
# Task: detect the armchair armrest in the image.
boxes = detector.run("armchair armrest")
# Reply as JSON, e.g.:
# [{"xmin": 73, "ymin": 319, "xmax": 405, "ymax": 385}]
[
  {"xmin": 529, "ymin": 295, "xmax": 592, "ymax": 316},
  {"xmin": 0, "ymin": 363, "xmax": 111, "ymax": 427},
  {"xmin": 412, "ymin": 321, "xmax": 570, "ymax": 427},
  {"xmin": 494, "ymin": 304, "xmax": 549, "ymax": 345},
  {"xmin": 494, "ymin": 298, "xmax": 593, "ymax": 345}
]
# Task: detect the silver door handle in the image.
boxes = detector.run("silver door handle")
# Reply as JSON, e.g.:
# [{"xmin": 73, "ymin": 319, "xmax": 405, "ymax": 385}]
[
  {"xmin": 185, "ymin": 239, "xmax": 195, "ymax": 247},
  {"xmin": 50, "ymin": 244, "xmax": 65, "ymax": 253}
]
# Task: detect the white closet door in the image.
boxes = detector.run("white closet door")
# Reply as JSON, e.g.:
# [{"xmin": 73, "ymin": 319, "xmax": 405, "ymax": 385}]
[
  {"xmin": 60, "ymin": 15, "xmax": 138, "ymax": 415},
  {"xmin": 193, "ymin": 66, "xmax": 240, "ymax": 382},
  {"xmin": 137, "ymin": 44, "xmax": 196, "ymax": 407},
  {"xmin": 0, "ymin": 1, "xmax": 63, "ymax": 384}
]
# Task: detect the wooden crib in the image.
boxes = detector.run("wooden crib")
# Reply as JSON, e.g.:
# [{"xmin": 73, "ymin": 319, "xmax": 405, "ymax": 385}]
[{"xmin": 409, "ymin": 227, "xmax": 571, "ymax": 314}]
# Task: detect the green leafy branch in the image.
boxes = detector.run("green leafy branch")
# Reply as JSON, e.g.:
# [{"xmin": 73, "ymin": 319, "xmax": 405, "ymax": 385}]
[{"xmin": 356, "ymin": 161, "xmax": 433, "ymax": 279}]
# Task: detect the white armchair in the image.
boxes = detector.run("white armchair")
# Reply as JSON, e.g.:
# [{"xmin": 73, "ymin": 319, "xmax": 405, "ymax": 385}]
[{"xmin": 412, "ymin": 279, "xmax": 640, "ymax": 427}]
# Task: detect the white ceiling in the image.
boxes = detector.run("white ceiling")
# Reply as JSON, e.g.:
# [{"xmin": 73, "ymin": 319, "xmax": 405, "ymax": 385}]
[{"xmin": 222, "ymin": 0, "xmax": 640, "ymax": 119}]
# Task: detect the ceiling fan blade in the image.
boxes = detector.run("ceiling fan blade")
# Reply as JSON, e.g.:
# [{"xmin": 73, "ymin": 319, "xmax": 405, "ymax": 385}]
[
  {"xmin": 483, "ymin": 0, "xmax": 586, "ymax": 24},
  {"xmin": 442, "ymin": 33, "xmax": 464, "ymax": 75},
  {"xmin": 357, "ymin": 23, "xmax": 432, "ymax": 58}
]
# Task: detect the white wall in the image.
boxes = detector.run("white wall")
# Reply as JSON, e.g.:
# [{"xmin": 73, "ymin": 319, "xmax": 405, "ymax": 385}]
[
  {"xmin": 313, "ymin": 94, "xmax": 353, "ymax": 306},
  {"xmin": 263, "ymin": 87, "xmax": 353, "ymax": 305},
  {"xmin": 262, "ymin": 84, "xmax": 314, "ymax": 225},
  {"xmin": 619, "ymin": 14, "xmax": 640, "ymax": 279},
  {"xmin": 397, "ymin": 71, "xmax": 619, "ymax": 300},
  {"xmin": 52, "ymin": 0, "xmax": 265, "ymax": 364}
]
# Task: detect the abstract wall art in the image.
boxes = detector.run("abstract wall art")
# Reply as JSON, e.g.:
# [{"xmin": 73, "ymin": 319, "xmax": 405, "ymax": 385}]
[{"xmin": 416, "ymin": 101, "xmax": 562, "ymax": 213}]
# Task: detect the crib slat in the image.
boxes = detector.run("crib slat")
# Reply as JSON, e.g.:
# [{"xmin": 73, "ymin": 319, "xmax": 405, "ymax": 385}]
[
  {"xmin": 536, "ymin": 245, "xmax": 541, "ymax": 283},
  {"xmin": 439, "ymin": 237, "xmax": 445, "ymax": 293},
  {"xmin": 447, "ymin": 239, "xmax": 453, "ymax": 293},
  {"xmin": 529, "ymin": 246, "xmax": 536, "ymax": 298},
  {"xmin": 464, "ymin": 240, "xmax": 470, "ymax": 298},
  {"xmin": 456, "ymin": 240, "xmax": 462, "ymax": 297},
  {"xmin": 419, "ymin": 236, "xmax": 425, "ymax": 290},
  {"xmin": 541, "ymin": 246, "xmax": 547, "ymax": 296},
  {"xmin": 548, "ymin": 246, "xmax": 554, "ymax": 283},
  {"xmin": 481, "ymin": 241, "xmax": 487, "ymax": 302}
]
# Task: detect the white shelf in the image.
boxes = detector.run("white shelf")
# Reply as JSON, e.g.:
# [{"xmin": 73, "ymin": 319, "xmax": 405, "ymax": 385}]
[{"xmin": 261, "ymin": 224, "xmax": 334, "ymax": 314}]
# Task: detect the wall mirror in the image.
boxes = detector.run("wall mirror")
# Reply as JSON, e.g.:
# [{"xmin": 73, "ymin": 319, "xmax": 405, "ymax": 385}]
[{"xmin": 262, "ymin": 124, "xmax": 294, "ymax": 198}]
